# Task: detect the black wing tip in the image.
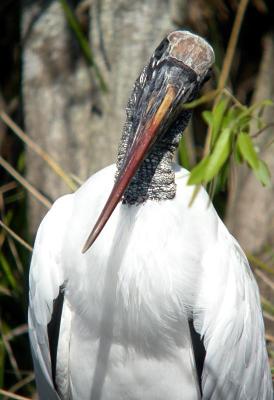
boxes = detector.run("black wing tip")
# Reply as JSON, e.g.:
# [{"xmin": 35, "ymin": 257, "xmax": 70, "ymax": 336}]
[{"xmin": 47, "ymin": 283, "xmax": 66, "ymax": 391}]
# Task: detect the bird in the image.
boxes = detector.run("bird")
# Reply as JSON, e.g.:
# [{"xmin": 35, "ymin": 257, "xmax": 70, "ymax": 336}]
[{"xmin": 28, "ymin": 30, "xmax": 273, "ymax": 400}]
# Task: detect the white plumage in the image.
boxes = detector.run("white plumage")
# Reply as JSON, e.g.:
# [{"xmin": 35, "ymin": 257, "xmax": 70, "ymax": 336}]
[
  {"xmin": 29, "ymin": 164, "xmax": 272, "ymax": 399},
  {"xmin": 28, "ymin": 30, "xmax": 273, "ymax": 400}
]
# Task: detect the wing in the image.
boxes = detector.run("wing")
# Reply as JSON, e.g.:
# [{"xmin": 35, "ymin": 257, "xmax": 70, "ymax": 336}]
[
  {"xmin": 28, "ymin": 194, "xmax": 73, "ymax": 400},
  {"xmin": 193, "ymin": 221, "xmax": 273, "ymax": 400}
]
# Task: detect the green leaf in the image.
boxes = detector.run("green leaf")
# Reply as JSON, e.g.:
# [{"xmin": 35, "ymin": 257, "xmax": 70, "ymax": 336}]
[
  {"xmin": 217, "ymin": 162, "xmax": 230, "ymax": 191},
  {"xmin": 254, "ymin": 159, "xmax": 271, "ymax": 187},
  {"xmin": 188, "ymin": 128, "xmax": 231, "ymax": 185},
  {"xmin": 204, "ymin": 128, "xmax": 232, "ymax": 182},
  {"xmin": 188, "ymin": 156, "xmax": 210, "ymax": 185},
  {"xmin": 235, "ymin": 100, "xmax": 273, "ymax": 125},
  {"xmin": 0, "ymin": 253, "xmax": 17, "ymax": 290},
  {"xmin": 237, "ymin": 132, "xmax": 260, "ymax": 170},
  {"xmin": 234, "ymin": 115, "xmax": 251, "ymax": 132},
  {"xmin": 221, "ymin": 107, "xmax": 241, "ymax": 130},
  {"xmin": 178, "ymin": 137, "xmax": 190, "ymax": 169},
  {"xmin": 211, "ymin": 97, "xmax": 229, "ymax": 146},
  {"xmin": 235, "ymin": 142, "xmax": 243, "ymax": 164},
  {"xmin": 17, "ymin": 152, "xmax": 25, "ymax": 173},
  {"xmin": 202, "ymin": 110, "xmax": 213, "ymax": 127}
]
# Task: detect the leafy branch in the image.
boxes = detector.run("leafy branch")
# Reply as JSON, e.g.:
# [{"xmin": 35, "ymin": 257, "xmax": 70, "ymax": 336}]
[
  {"xmin": 187, "ymin": 94, "xmax": 273, "ymax": 188},
  {"xmin": 182, "ymin": 0, "xmax": 273, "ymax": 198},
  {"xmin": 204, "ymin": 0, "xmax": 250, "ymax": 155}
]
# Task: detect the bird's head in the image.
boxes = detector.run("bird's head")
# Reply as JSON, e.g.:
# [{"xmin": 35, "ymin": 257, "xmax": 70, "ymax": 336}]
[{"xmin": 82, "ymin": 31, "xmax": 215, "ymax": 253}]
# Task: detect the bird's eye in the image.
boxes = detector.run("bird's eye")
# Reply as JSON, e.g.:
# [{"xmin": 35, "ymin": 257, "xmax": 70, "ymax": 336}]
[{"xmin": 200, "ymin": 68, "xmax": 213, "ymax": 84}]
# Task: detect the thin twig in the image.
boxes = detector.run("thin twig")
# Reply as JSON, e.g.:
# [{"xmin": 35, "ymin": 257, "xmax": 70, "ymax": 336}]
[
  {"xmin": 218, "ymin": 0, "xmax": 249, "ymax": 91},
  {"xmin": 182, "ymin": 89, "xmax": 221, "ymax": 109},
  {"xmin": 223, "ymin": 88, "xmax": 246, "ymax": 109},
  {"xmin": 0, "ymin": 389, "xmax": 31, "ymax": 400},
  {"xmin": 4, "ymin": 324, "xmax": 28, "ymax": 342},
  {"xmin": 204, "ymin": 0, "xmax": 250, "ymax": 155},
  {"xmin": 261, "ymin": 296, "xmax": 274, "ymax": 316},
  {"xmin": 265, "ymin": 333, "xmax": 274, "ymax": 343},
  {"xmin": 263, "ymin": 136, "xmax": 274, "ymax": 151},
  {"xmin": 5, "ymin": 190, "xmax": 25, "ymax": 205},
  {"xmin": 0, "ymin": 110, "xmax": 77, "ymax": 191},
  {"xmin": 8, "ymin": 236, "xmax": 24, "ymax": 274},
  {"xmin": 0, "ymin": 156, "xmax": 52, "ymax": 209},
  {"xmin": 0, "ymin": 182, "xmax": 17, "ymax": 194},
  {"xmin": 248, "ymin": 253, "xmax": 274, "ymax": 275},
  {"xmin": 70, "ymin": 173, "xmax": 84, "ymax": 187},
  {"xmin": 0, "ymin": 284, "xmax": 11, "ymax": 296},
  {"xmin": 251, "ymin": 122, "xmax": 274, "ymax": 138},
  {"xmin": 255, "ymin": 268, "xmax": 274, "ymax": 291},
  {"xmin": 2, "ymin": 335, "xmax": 22, "ymax": 380},
  {"xmin": 0, "ymin": 219, "xmax": 33, "ymax": 252},
  {"xmin": 8, "ymin": 373, "xmax": 35, "ymax": 394},
  {"xmin": 264, "ymin": 312, "xmax": 274, "ymax": 323}
]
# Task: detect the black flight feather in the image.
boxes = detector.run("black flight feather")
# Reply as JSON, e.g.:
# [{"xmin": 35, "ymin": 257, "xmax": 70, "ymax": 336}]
[{"xmin": 47, "ymin": 283, "xmax": 66, "ymax": 391}]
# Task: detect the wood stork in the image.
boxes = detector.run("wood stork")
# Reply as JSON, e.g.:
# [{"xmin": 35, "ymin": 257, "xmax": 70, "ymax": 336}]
[{"xmin": 28, "ymin": 30, "xmax": 273, "ymax": 400}]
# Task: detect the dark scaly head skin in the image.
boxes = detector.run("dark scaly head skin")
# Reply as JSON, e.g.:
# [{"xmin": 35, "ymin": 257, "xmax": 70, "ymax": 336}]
[
  {"xmin": 82, "ymin": 31, "xmax": 215, "ymax": 253},
  {"xmin": 116, "ymin": 31, "xmax": 215, "ymax": 205},
  {"xmin": 118, "ymin": 31, "xmax": 214, "ymax": 160}
]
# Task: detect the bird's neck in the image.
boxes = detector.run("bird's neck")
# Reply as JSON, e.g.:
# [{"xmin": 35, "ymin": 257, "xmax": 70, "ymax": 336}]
[{"xmin": 116, "ymin": 111, "xmax": 191, "ymax": 205}]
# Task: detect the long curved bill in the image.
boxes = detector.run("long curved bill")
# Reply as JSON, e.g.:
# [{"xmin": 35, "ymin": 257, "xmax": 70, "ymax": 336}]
[{"xmin": 82, "ymin": 85, "xmax": 176, "ymax": 253}]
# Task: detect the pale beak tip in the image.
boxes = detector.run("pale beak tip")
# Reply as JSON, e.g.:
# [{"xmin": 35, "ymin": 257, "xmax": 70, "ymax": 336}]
[
  {"xmin": 81, "ymin": 244, "xmax": 89, "ymax": 254},
  {"xmin": 81, "ymin": 235, "xmax": 93, "ymax": 254}
]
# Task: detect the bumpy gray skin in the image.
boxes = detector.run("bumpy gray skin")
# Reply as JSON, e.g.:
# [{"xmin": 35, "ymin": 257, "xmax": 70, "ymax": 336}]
[
  {"xmin": 116, "ymin": 62, "xmax": 197, "ymax": 205},
  {"xmin": 115, "ymin": 30, "xmax": 214, "ymax": 205}
]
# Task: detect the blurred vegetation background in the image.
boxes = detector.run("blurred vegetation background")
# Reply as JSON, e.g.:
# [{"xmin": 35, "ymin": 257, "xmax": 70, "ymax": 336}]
[{"xmin": 0, "ymin": 0, "xmax": 274, "ymax": 398}]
